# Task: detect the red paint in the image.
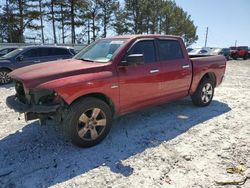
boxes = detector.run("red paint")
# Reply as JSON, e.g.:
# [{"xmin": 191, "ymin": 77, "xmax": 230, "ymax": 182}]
[{"xmin": 9, "ymin": 35, "xmax": 226, "ymax": 115}]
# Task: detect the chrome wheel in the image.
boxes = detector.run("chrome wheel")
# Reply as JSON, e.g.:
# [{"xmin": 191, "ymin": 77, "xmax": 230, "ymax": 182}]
[
  {"xmin": 201, "ymin": 83, "xmax": 213, "ymax": 103},
  {"xmin": 77, "ymin": 108, "xmax": 107, "ymax": 141},
  {"xmin": 0, "ymin": 71, "xmax": 11, "ymax": 84}
]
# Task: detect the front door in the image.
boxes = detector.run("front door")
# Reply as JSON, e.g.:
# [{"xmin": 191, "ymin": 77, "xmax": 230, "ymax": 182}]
[
  {"xmin": 118, "ymin": 39, "xmax": 162, "ymax": 113},
  {"xmin": 16, "ymin": 48, "xmax": 41, "ymax": 68}
]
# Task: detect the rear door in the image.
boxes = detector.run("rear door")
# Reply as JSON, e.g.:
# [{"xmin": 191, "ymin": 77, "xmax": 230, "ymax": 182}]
[
  {"xmin": 118, "ymin": 39, "xmax": 162, "ymax": 113},
  {"xmin": 38, "ymin": 47, "xmax": 59, "ymax": 63},
  {"xmin": 157, "ymin": 39, "xmax": 192, "ymax": 100}
]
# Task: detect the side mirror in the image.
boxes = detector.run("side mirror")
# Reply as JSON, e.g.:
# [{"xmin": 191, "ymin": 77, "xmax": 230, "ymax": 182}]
[
  {"xmin": 126, "ymin": 54, "xmax": 144, "ymax": 65},
  {"xmin": 16, "ymin": 55, "xmax": 23, "ymax": 61}
]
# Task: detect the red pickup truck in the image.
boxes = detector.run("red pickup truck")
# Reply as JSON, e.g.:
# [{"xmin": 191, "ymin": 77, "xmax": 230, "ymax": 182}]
[
  {"xmin": 230, "ymin": 46, "xmax": 248, "ymax": 60},
  {"xmin": 6, "ymin": 35, "xmax": 226, "ymax": 147}
]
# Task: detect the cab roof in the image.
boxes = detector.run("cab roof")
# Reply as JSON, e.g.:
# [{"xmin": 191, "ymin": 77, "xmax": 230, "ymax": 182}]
[{"xmin": 104, "ymin": 34, "xmax": 182, "ymax": 40}]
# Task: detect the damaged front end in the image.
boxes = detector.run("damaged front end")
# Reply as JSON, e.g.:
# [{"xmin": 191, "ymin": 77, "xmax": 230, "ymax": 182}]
[{"xmin": 6, "ymin": 80, "xmax": 65, "ymax": 122}]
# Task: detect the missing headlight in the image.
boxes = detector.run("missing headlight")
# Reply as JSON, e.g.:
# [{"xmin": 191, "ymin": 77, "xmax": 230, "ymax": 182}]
[{"xmin": 29, "ymin": 89, "xmax": 56, "ymax": 105}]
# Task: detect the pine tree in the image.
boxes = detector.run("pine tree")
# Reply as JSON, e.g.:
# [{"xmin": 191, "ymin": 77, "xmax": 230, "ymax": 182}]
[
  {"xmin": 54, "ymin": 1, "xmax": 69, "ymax": 44},
  {"xmin": 123, "ymin": 0, "xmax": 198, "ymax": 45},
  {"xmin": 85, "ymin": 0, "xmax": 102, "ymax": 42},
  {"xmin": 98, "ymin": 0, "xmax": 119, "ymax": 37},
  {"xmin": 38, "ymin": 0, "xmax": 45, "ymax": 43},
  {"xmin": 0, "ymin": 0, "xmax": 198, "ymax": 46},
  {"xmin": 5, "ymin": 0, "xmax": 41, "ymax": 42},
  {"xmin": 113, "ymin": 4, "xmax": 131, "ymax": 35},
  {"xmin": 44, "ymin": 0, "xmax": 57, "ymax": 43}
]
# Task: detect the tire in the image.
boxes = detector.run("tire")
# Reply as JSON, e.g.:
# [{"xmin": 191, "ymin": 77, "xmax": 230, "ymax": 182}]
[
  {"xmin": 0, "ymin": 69, "xmax": 12, "ymax": 85},
  {"xmin": 243, "ymin": 54, "xmax": 248, "ymax": 60},
  {"xmin": 63, "ymin": 97, "xmax": 112, "ymax": 147},
  {"xmin": 191, "ymin": 78, "xmax": 214, "ymax": 107},
  {"xmin": 232, "ymin": 55, "xmax": 237, "ymax": 60}
]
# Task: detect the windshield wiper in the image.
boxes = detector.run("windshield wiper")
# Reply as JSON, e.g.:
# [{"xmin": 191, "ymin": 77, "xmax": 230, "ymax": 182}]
[{"xmin": 79, "ymin": 58, "xmax": 94, "ymax": 62}]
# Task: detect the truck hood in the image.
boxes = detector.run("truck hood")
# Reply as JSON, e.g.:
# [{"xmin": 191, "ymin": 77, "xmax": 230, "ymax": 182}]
[{"xmin": 9, "ymin": 59, "xmax": 108, "ymax": 88}]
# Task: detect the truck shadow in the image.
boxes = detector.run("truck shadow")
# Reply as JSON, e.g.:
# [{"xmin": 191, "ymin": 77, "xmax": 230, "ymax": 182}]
[
  {"xmin": 0, "ymin": 98, "xmax": 231, "ymax": 187},
  {"xmin": 0, "ymin": 83, "xmax": 14, "ymax": 89}
]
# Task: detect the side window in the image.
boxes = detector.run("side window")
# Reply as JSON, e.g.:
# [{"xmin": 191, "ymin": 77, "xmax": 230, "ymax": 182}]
[
  {"xmin": 158, "ymin": 40, "xmax": 183, "ymax": 61},
  {"xmin": 200, "ymin": 50, "xmax": 207, "ymax": 54},
  {"xmin": 0, "ymin": 49, "xmax": 8, "ymax": 55},
  {"xmin": 128, "ymin": 40, "xmax": 156, "ymax": 63},
  {"xmin": 22, "ymin": 49, "xmax": 39, "ymax": 58},
  {"xmin": 9, "ymin": 48, "xmax": 16, "ymax": 53},
  {"xmin": 69, "ymin": 49, "xmax": 76, "ymax": 55},
  {"xmin": 52, "ymin": 48, "xmax": 68, "ymax": 56},
  {"xmin": 40, "ymin": 48, "xmax": 53, "ymax": 57}
]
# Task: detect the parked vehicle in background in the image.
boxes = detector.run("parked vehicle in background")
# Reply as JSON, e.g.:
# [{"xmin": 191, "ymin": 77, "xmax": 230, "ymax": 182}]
[
  {"xmin": 188, "ymin": 48, "xmax": 213, "ymax": 55},
  {"xmin": 0, "ymin": 46, "xmax": 76, "ymax": 84},
  {"xmin": 0, "ymin": 47, "xmax": 18, "ymax": 57},
  {"xmin": 6, "ymin": 35, "xmax": 226, "ymax": 147},
  {"xmin": 230, "ymin": 46, "xmax": 248, "ymax": 60},
  {"xmin": 187, "ymin": 48, "xmax": 193, "ymax": 53},
  {"xmin": 212, "ymin": 48, "xmax": 230, "ymax": 60}
]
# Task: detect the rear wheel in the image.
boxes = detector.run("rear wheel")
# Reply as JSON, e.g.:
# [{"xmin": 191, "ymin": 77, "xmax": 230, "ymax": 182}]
[
  {"xmin": 191, "ymin": 78, "xmax": 214, "ymax": 107},
  {"xmin": 63, "ymin": 97, "xmax": 112, "ymax": 147},
  {"xmin": 243, "ymin": 54, "xmax": 248, "ymax": 60},
  {"xmin": 0, "ymin": 69, "xmax": 12, "ymax": 85},
  {"xmin": 231, "ymin": 54, "xmax": 238, "ymax": 60}
]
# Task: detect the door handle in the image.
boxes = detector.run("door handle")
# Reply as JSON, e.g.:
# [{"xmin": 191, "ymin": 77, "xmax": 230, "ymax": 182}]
[
  {"xmin": 150, "ymin": 69, "xmax": 159, "ymax": 73},
  {"xmin": 182, "ymin": 64, "xmax": 190, "ymax": 69},
  {"xmin": 34, "ymin": 60, "xmax": 41, "ymax": 63}
]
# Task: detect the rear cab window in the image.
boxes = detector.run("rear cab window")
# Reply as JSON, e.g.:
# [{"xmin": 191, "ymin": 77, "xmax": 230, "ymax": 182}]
[{"xmin": 157, "ymin": 39, "xmax": 184, "ymax": 61}]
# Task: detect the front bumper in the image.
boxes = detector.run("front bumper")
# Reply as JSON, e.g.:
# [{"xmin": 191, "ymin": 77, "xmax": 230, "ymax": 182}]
[{"xmin": 6, "ymin": 95, "xmax": 60, "ymax": 114}]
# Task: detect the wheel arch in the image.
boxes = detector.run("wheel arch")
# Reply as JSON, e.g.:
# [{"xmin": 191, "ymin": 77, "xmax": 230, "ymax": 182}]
[
  {"xmin": 69, "ymin": 92, "xmax": 116, "ymax": 116},
  {"xmin": 0, "ymin": 67, "xmax": 12, "ymax": 72},
  {"xmin": 200, "ymin": 72, "xmax": 217, "ymax": 87}
]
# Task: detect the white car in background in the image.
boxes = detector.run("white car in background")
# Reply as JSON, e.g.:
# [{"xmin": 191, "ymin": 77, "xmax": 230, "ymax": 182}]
[{"xmin": 188, "ymin": 48, "xmax": 213, "ymax": 55}]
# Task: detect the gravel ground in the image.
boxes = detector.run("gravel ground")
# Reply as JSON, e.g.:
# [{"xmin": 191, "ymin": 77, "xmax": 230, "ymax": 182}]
[{"xmin": 0, "ymin": 60, "xmax": 250, "ymax": 188}]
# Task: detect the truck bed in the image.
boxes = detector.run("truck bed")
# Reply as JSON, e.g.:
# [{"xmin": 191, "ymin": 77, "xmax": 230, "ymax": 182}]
[{"xmin": 189, "ymin": 55, "xmax": 227, "ymax": 94}]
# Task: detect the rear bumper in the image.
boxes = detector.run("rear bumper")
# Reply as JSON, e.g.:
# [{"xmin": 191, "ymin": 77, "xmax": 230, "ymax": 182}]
[{"xmin": 6, "ymin": 95, "xmax": 60, "ymax": 114}]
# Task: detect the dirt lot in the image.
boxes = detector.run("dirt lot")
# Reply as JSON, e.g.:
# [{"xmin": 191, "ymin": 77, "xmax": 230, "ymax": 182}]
[{"xmin": 0, "ymin": 60, "xmax": 249, "ymax": 188}]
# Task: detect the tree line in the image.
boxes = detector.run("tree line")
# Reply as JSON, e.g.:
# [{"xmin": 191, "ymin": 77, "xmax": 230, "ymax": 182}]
[{"xmin": 0, "ymin": 0, "xmax": 198, "ymax": 46}]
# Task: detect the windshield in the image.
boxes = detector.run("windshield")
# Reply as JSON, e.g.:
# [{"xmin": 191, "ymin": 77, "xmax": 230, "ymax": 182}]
[
  {"xmin": 2, "ymin": 48, "xmax": 23, "ymax": 58},
  {"xmin": 74, "ymin": 39, "xmax": 128, "ymax": 63}
]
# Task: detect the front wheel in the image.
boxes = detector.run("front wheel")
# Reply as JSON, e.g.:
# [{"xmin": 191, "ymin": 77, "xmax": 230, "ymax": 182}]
[
  {"xmin": 191, "ymin": 78, "xmax": 214, "ymax": 107},
  {"xmin": 63, "ymin": 97, "xmax": 113, "ymax": 147},
  {"xmin": 0, "ymin": 69, "xmax": 12, "ymax": 85}
]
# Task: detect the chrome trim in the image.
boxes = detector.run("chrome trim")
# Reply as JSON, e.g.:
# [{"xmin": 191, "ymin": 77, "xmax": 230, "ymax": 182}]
[
  {"xmin": 111, "ymin": 85, "xmax": 119, "ymax": 89},
  {"xmin": 150, "ymin": 69, "xmax": 159, "ymax": 73},
  {"xmin": 182, "ymin": 64, "xmax": 190, "ymax": 69}
]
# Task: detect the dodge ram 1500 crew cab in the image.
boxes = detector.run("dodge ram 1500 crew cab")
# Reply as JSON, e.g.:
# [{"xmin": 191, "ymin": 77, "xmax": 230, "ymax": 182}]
[{"xmin": 6, "ymin": 35, "xmax": 226, "ymax": 147}]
